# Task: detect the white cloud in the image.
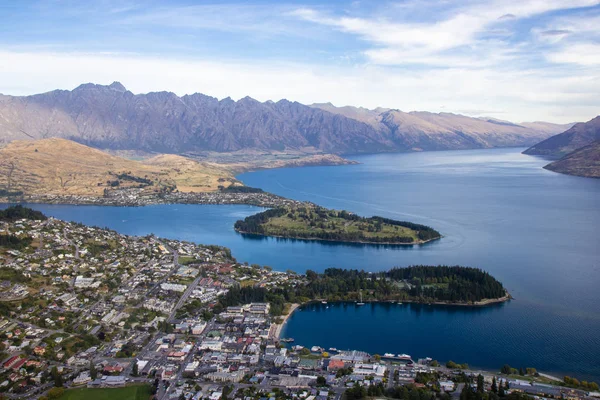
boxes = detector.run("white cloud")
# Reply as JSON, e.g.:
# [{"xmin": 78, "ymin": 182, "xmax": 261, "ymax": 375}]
[
  {"xmin": 291, "ymin": 0, "xmax": 600, "ymax": 67},
  {"xmin": 546, "ymin": 43, "xmax": 600, "ymax": 66},
  {"xmin": 0, "ymin": 50, "xmax": 598, "ymax": 124}
]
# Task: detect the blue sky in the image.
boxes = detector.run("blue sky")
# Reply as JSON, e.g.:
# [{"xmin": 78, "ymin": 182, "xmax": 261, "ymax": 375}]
[{"xmin": 0, "ymin": 0, "xmax": 599, "ymax": 123}]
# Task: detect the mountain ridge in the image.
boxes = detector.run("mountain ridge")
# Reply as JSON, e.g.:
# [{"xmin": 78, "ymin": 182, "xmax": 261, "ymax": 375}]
[
  {"xmin": 544, "ymin": 140, "xmax": 600, "ymax": 179},
  {"xmin": 0, "ymin": 82, "xmax": 572, "ymax": 155},
  {"xmin": 523, "ymin": 116, "xmax": 600, "ymax": 157}
]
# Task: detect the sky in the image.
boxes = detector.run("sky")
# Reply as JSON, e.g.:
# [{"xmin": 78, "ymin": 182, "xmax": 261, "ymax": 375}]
[{"xmin": 0, "ymin": 0, "xmax": 599, "ymax": 123}]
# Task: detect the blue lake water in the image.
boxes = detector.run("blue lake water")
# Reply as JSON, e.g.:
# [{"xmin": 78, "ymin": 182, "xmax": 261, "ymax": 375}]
[{"xmin": 3, "ymin": 148, "xmax": 600, "ymax": 380}]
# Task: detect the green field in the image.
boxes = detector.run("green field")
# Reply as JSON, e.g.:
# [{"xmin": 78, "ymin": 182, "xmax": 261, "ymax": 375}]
[
  {"xmin": 57, "ymin": 384, "xmax": 151, "ymax": 400},
  {"xmin": 234, "ymin": 205, "xmax": 441, "ymax": 244}
]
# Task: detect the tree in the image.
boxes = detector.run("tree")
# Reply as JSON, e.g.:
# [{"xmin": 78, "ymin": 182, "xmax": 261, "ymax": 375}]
[
  {"xmin": 477, "ymin": 374, "xmax": 485, "ymax": 393},
  {"xmin": 492, "ymin": 377, "xmax": 498, "ymax": 393},
  {"xmin": 90, "ymin": 361, "xmax": 97, "ymax": 379},
  {"xmin": 519, "ymin": 367, "xmax": 525, "ymax": 376},
  {"xmin": 316, "ymin": 376, "xmax": 327, "ymax": 386},
  {"xmin": 501, "ymin": 365, "xmax": 512, "ymax": 375},
  {"xmin": 300, "ymin": 347, "xmax": 311, "ymax": 356},
  {"xmin": 373, "ymin": 354, "xmax": 381, "ymax": 362},
  {"xmin": 132, "ymin": 360, "xmax": 139, "ymax": 376},
  {"xmin": 51, "ymin": 366, "xmax": 63, "ymax": 388}
]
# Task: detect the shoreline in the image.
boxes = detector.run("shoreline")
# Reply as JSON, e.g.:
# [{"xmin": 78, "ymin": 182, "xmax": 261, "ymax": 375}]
[
  {"xmin": 273, "ymin": 303, "xmax": 300, "ymax": 340},
  {"xmin": 235, "ymin": 229, "xmax": 441, "ymax": 246},
  {"xmin": 282, "ymin": 292, "xmax": 511, "ymax": 321},
  {"xmin": 274, "ymin": 293, "xmax": 512, "ymax": 340},
  {"xmin": 0, "ymin": 190, "xmax": 307, "ymax": 209}
]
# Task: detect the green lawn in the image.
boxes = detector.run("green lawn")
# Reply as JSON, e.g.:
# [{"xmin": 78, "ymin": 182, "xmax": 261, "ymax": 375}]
[
  {"xmin": 57, "ymin": 384, "xmax": 152, "ymax": 400},
  {"xmin": 265, "ymin": 213, "xmax": 419, "ymax": 241}
]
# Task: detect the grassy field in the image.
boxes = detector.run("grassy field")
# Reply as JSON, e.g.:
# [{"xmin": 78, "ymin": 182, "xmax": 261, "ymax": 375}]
[
  {"xmin": 236, "ymin": 206, "xmax": 441, "ymax": 245},
  {"xmin": 57, "ymin": 384, "xmax": 152, "ymax": 400},
  {"xmin": 265, "ymin": 213, "xmax": 420, "ymax": 241}
]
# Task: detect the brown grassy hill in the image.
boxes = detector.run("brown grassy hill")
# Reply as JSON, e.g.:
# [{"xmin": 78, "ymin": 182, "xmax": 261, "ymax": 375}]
[
  {"xmin": 0, "ymin": 138, "xmax": 235, "ymax": 197},
  {"xmin": 544, "ymin": 140, "xmax": 600, "ymax": 178},
  {"xmin": 141, "ymin": 154, "xmax": 238, "ymax": 193}
]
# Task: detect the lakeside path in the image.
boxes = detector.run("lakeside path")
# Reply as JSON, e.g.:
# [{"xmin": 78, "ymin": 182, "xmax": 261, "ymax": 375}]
[{"xmin": 271, "ymin": 303, "xmax": 300, "ymax": 340}]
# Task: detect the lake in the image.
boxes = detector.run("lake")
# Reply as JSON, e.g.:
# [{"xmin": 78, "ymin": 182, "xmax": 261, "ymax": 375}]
[{"xmin": 3, "ymin": 147, "xmax": 600, "ymax": 380}]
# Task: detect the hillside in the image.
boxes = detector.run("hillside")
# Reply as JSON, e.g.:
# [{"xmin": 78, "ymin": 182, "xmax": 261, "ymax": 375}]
[
  {"xmin": 310, "ymin": 104, "xmax": 572, "ymax": 151},
  {"xmin": 0, "ymin": 82, "xmax": 568, "ymax": 155},
  {"xmin": 0, "ymin": 138, "xmax": 236, "ymax": 197},
  {"xmin": 523, "ymin": 116, "xmax": 600, "ymax": 157},
  {"xmin": 544, "ymin": 141, "xmax": 600, "ymax": 178}
]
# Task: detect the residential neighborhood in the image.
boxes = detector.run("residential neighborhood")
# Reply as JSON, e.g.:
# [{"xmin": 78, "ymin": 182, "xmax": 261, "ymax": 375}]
[{"xmin": 0, "ymin": 213, "xmax": 598, "ymax": 400}]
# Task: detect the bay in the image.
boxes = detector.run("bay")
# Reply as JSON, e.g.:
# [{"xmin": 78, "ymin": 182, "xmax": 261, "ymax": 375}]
[{"xmin": 2, "ymin": 147, "xmax": 599, "ymax": 380}]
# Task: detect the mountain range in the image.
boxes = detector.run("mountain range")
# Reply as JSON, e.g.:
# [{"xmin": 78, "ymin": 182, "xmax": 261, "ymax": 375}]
[
  {"xmin": 0, "ymin": 82, "xmax": 571, "ymax": 155},
  {"xmin": 523, "ymin": 116, "xmax": 600, "ymax": 178},
  {"xmin": 523, "ymin": 116, "xmax": 600, "ymax": 157}
]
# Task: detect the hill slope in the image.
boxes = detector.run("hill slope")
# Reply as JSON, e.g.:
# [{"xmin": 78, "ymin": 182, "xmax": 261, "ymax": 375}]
[
  {"xmin": 0, "ymin": 138, "xmax": 235, "ymax": 197},
  {"xmin": 310, "ymin": 104, "xmax": 572, "ymax": 151},
  {"xmin": 0, "ymin": 82, "xmax": 568, "ymax": 155},
  {"xmin": 544, "ymin": 141, "xmax": 600, "ymax": 178},
  {"xmin": 523, "ymin": 116, "xmax": 600, "ymax": 157}
]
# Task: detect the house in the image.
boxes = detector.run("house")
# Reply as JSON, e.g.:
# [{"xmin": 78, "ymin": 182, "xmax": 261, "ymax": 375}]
[
  {"xmin": 73, "ymin": 371, "xmax": 92, "ymax": 386},
  {"xmin": 353, "ymin": 363, "xmax": 387, "ymax": 377},
  {"xmin": 327, "ymin": 359, "xmax": 345, "ymax": 371},
  {"xmin": 104, "ymin": 375, "xmax": 126, "ymax": 386},
  {"xmin": 103, "ymin": 364, "xmax": 124, "ymax": 374},
  {"xmin": 439, "ymin": 381, "xmax": 455, "ymax": 392}
]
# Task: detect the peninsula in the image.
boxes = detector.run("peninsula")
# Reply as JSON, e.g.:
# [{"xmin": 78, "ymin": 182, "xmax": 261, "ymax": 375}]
[
  {"xmin": 234, "ymin": 205, "xmax": 441, "ymax": 244},
  {"xmin": 218, "ymin": 266, "xmax": 509, "ymax": 314},
  {"xmin": 0, "ymin": 206, "xmax": 514, "ymax": 399}
]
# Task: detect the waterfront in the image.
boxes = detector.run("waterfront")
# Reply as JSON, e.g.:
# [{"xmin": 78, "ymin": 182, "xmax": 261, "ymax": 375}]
[{"xmin": 2, "ymin": 147, "xmax": 599, "ymax": 380}]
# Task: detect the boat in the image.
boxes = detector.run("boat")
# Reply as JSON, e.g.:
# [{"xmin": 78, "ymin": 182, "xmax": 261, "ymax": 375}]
[
  {"xmin": 280, "ymin": 338, "xmax": 295, "ymax": 343},
  {"xmin": 321, "ymin": 300, "xmax": 327, "ymax": 304},
  {"xmin": 329, "ymin": 347, "xmax": 338, "ymax": 352},
  {"xmin": 356, "ymin": 290, "xmax": 365, "ymax": 306},
  {"xmin": 398, "ymin": 354, "xmax": 412, "ymax": 360},
  {"xmin": 383, "ymin": 353, "xmax": 395, "ymax": 357}
]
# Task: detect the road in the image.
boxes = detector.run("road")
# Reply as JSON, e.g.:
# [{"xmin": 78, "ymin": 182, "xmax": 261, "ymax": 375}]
[{"xmin": 168, "ymin": 275, "xmax": 203, "ymax": 322}]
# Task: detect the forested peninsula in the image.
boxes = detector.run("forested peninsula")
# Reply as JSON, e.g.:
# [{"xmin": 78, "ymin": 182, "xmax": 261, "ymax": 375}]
[
  {"xmin": 218, "ymin": 265, "xmax": 510, "ymax": 316},
  {"xmin": 234, "ymin": 205, "xmax": 441, "ymax": 245}
]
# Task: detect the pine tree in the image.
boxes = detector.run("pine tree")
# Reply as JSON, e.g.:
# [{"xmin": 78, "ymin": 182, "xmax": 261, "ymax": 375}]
[
  {"xmin": 51, "ymin": 366, "xmax": 63, "ymax": 387},
  {"xmin": 89, "ymin": 361, "xmax": 97, "ymax": 379},
  {"xmin": 477, "ymin": 374, "xmax": 485, "ymax": 393},
  {"xmin": 132, "ymin": 361, "xmax": 139, "ymax": 376},
  {"xmin": 492, "ymin": 377, "xmax": 498, "ymax": 393}
]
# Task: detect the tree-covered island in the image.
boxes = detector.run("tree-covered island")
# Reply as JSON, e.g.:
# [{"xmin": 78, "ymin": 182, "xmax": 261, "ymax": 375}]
[{"xmin": 234, "ymin": 205, "xmax": 441, "ymax": 244}]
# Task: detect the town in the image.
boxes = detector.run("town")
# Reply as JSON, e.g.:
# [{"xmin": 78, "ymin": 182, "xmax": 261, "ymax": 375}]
[
  {"xmin": 1, "ymin": 187, "xmax": 307, "ymax": 208},
  {"xmin": 0, "ymin": 207, "xmax": 598, "ymax": 400}
]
